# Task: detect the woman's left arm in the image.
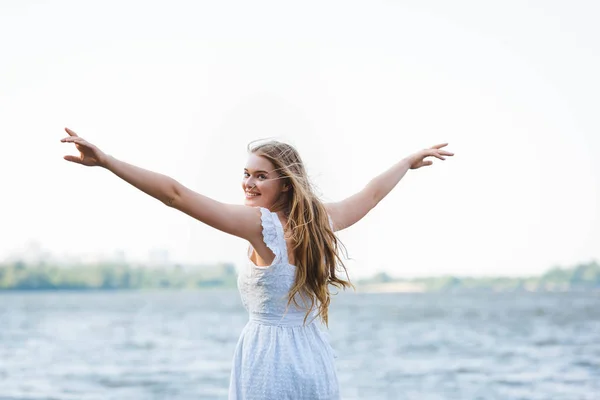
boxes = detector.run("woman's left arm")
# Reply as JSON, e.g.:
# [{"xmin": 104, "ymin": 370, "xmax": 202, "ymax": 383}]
[{"xmin": 325, "ymin": 143, "xmax": 453, "ymax": 231}]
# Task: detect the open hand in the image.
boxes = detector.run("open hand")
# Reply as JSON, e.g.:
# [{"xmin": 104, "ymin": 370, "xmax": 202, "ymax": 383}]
[
  {"xmin": 60, "ymin": 127, "xmax": 108, "ymax": 167},
  {"xmin": 409, "ymin": 143, "xmax": 454, "ymax": 169}
]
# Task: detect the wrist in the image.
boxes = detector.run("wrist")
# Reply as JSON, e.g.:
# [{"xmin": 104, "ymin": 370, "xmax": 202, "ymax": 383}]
[
  {"xmin": 100, "ymin": 154, "xmax": 114, "ymax": 169},
  {"xmin": 401, "ymin": 155, "xmax": 415, "ymax": 170}
]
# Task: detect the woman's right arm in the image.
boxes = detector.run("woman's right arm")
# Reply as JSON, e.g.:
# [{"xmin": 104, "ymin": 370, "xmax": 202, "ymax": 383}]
[
  {"xmin": 61, "ymin": 128, "xmax": 262, "ymax": 241},
  {"xmin": 107, "ymin": 154, "xmax": 261, "ymax": 240},
  {"xmin": 102, "ymin": 155, "xmax": 179, "ymax": 206}
]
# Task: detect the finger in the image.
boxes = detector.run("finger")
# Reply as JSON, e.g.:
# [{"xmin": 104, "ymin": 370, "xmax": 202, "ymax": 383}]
[
  {"xmin": 439, "ymin": 150, "xmax": 454, "ymax": 156},
  {"xmin": 432, "ymin": 143, "xmax": 448, "ymax": 149},
  {"xmin": 426, "ymin": 150, "xmax": 445, "ymax": 160},
  {"xmin": 61, "ymin": 137, "xmax": 89, "ymax": 146},
  {"xmin": 413, "ymin": 160, "xmax": 433, "ymax": 169},
  {"xmin": 63, "ymin": 155, "xmax": 82, "ymax": 164},
  {"xmin": 64, "ymin": 127, "xmax": 79, "ymax": 137}
]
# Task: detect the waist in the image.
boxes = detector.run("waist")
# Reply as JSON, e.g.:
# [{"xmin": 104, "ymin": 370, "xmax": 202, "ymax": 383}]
[{"xmin": 249, "ymin": 312, "xmax": 317, "ymax": 327}]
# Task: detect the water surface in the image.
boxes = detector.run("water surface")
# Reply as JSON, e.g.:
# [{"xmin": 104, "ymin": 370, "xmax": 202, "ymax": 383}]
[{"xmin": 1, "ymin": 290, "xmax": 599, "ymax": 399}]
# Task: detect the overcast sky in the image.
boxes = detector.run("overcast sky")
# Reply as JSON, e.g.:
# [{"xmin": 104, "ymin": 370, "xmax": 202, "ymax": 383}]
[{"xmin": 1, "ymin": 0, "xmax": 598, "ymax": 279}]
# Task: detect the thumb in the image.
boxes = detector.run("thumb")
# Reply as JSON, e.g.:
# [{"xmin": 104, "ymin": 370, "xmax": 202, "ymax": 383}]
[{"xmin": 64, "ymin": 155, "xmax": 82, "ymax": 164}]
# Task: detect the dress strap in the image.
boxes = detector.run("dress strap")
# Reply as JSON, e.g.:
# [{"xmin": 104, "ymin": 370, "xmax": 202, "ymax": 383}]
[
  {"xmin": 258, "ymin": 207, "xmax": 288, "ymax": 265},
  {"xmin": 269, "ymin": 210, "xmax": 289, "ymax": 264}
]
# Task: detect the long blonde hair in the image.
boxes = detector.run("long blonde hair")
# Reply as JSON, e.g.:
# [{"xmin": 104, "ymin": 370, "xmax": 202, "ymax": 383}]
[{"xmin": 248, "ymin": 139, "xmax": 354, "ymax": 326}]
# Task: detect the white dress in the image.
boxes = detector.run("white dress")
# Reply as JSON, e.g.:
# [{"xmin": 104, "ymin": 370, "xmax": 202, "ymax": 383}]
[{"xmin": 228, "ymin": 207, "xmax": 340, "ymax": 399}]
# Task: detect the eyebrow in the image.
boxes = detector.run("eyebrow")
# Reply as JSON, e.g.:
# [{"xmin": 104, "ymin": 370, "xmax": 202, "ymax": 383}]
[{"xmin": 244, "ymin": 168, "xmax": 269, "ymax": 174}]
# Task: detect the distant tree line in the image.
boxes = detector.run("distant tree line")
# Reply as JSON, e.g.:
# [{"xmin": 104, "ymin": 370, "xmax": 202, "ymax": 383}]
[
  {"xmin": 0, "ymin": 260, "xmax": 237, "ymax": 290},
  {"xmin": 358, "ymin": 260, "xmax": 600, "ymax": 292},
  {"xmin": 1, "ymin": 259, "xmax": 599, "ymax": 292}
]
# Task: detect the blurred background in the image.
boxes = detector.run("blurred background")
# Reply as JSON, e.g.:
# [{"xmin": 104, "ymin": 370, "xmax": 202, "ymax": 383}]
[{"xmin": 1, "ymin": 0, "xmax": 599, "ymax": 399}]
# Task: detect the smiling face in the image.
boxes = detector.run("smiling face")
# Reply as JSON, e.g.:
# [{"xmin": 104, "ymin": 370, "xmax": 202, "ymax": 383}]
[{"xmin": 242, "ymin": 152, "xmax": 288, "ymax": 208}]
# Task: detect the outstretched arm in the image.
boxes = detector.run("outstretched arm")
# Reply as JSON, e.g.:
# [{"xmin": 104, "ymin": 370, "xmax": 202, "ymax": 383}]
[
  {"xmin": 60, "ymin": 127, "xmax": 262, "ymax": 241},
  {"xmin": 325, "ymin": 143, "xmax": 453, "ymax": 231}
]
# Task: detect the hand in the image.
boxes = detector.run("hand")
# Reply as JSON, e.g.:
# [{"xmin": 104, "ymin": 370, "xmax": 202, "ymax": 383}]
[
  {"xmin": 60, "ymin": 127, "xmax": 108, "ymax": 167},
  {"xmin": 408, "ymin": 143, "xmax": 454, "ymax": 169}
]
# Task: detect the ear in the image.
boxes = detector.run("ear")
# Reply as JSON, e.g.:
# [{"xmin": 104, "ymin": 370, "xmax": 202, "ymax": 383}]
[{"xmin": 282, "ymin": 183, "xmax": 290, "ymax": 192}]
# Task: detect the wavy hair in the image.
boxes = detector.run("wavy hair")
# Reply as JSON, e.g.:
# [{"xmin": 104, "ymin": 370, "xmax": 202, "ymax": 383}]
[{"xmin": 247, "ymin": 139, "xmax": 354, "ymax": 327}]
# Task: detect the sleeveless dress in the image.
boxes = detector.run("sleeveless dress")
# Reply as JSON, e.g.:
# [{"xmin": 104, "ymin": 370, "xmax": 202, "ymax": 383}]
[{"xmin": 228, "ymin": 207, "xmax": 340, "ymax": 399}]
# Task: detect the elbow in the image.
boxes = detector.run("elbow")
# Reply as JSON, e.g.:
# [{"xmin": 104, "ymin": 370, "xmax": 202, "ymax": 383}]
[
  {"xmin": 366, "ymin": 181, "xmax": 382, "ymax": 208},
  {"xmin": 164, "ymin": 180, "xmax": 181, "ymax": 208},
  {"xmin": 371, "ymin": 197, "xmax": 380, "ymax": 210},
  {"xmin": 370, "ymin": 189, "xmax": 381, "ymax": 208},
  {"xmin": 370, "ymin": 197, "xmax": 380, "ymax": 212},
  {"xmin": 164, "ymin": 194, "xmax": 177, "ymax": 208}
]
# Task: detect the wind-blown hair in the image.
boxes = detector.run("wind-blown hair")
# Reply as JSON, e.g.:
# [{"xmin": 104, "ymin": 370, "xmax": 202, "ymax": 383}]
[{"xmin": 247, "ymin": 139, "xmax": 354, "ymax": 327}]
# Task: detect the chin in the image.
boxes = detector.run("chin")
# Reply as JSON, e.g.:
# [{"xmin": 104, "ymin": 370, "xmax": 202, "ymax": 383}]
[{"xmin": 244, "ymin": 197, "xmax": 263, "ymax": 206}]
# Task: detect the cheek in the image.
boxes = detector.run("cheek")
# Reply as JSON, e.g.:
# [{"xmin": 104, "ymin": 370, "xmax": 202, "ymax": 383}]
[
  {"xmin": 265, "ymin": 182, "xmax": 284, "ymax": 197},
  {"xmin": 257, "ymin": 182, "xmax": 273, "ymax": 195}
]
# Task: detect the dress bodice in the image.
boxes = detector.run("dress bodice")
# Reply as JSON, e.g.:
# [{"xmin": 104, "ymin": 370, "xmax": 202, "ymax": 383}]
[{"xmin": 237, "ymin": 207, "xmax": 317, "ymax": 325}]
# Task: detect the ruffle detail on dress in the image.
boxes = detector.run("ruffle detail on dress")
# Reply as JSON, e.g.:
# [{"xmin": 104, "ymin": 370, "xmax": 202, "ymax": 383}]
[{"xmin": 259, "ymin": 207, "xmax": 280, "ymax": 264}]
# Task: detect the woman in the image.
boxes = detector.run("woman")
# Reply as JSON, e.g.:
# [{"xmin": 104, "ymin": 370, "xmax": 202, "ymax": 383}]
[{"xmin": 60, "ymin": 127, "xmax": 453, "ymax": 399}]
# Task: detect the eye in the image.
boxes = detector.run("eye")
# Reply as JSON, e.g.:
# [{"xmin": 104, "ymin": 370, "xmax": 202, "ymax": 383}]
[
  {"xmin": 258, "ymin": 174, "xmax": 267, "ymax": 180},
  {"xmin": 243, "ymin": 172, "xmax": 250, "ymax": 177}
]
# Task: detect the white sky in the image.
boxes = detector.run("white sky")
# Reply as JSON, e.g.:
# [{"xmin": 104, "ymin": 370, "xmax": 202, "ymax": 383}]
[{"xmin": 1, "ymin": 0, "xmax": 598, "ymax": 279}]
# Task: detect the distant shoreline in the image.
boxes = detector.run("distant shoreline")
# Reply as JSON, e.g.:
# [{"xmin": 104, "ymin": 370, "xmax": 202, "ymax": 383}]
[
  {"xmin": 1, "ymin": 260, "xmax": 598, "ymax": 293},
  {"xmin": 355, "ymin": 281, "xmax": 427, "ymax": 293},
  {"xmin": 1, "ymin": 285, "xmax": 599, "ymax": 295},
  {"xmin": 353, "ymin": 282, "xmax": 600, "ymax": 294}
]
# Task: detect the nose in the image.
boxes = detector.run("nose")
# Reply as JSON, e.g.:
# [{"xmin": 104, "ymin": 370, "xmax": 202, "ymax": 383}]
[{"xmin": 245, "ymin": 177, "xmax": 256, "ymax": 188}]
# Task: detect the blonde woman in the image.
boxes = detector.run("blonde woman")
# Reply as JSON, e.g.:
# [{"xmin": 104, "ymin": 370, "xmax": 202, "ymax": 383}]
[{"xmin": 60, "ymin": 127, "xmax": 453, "ymax": 399}]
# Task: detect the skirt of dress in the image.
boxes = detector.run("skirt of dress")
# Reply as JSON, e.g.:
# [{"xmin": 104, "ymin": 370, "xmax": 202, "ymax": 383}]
[{"xmin": 228, "ymin": 316, "xmax": 340, "ymax": 400}]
